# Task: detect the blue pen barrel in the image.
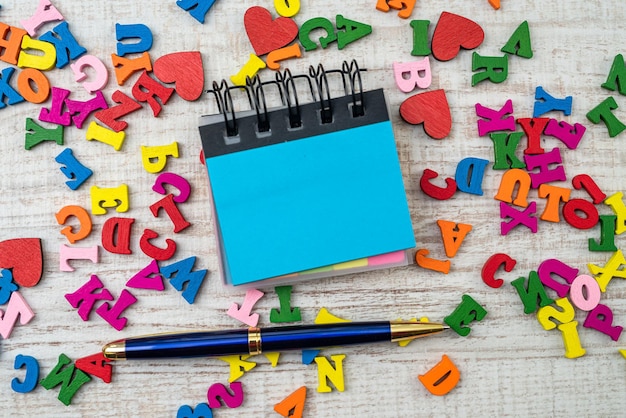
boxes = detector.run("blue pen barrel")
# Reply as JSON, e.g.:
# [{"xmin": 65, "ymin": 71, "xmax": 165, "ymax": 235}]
[
  {"xmin": 119, "ymin": 322, "xmax": 393, "ymax": 359},
  {"xmin": 124, "ymin": 329, "xmax": 250, "ymax": 359},
  {"xmin": 260, "ymin": 322, "xmax": 391, "ymax": 352}
]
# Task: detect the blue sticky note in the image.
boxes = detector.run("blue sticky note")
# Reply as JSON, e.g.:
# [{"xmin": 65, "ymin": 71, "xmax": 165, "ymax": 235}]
[{"xmin": 201, "ymin": 89, "xmax": 415, "ymax": 285}]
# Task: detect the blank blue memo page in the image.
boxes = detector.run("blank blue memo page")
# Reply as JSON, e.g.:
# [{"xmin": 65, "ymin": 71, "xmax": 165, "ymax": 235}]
[{"xmin": 200, "ymin": 87, "xmax": 415, "ymax": 286}]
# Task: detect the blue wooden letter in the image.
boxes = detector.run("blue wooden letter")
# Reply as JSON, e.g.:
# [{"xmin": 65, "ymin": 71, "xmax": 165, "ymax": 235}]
[
  {"xmin": 115, "ymin": 23, "xmax": 153, "ymax": 56},
  {"xmin": 40, "ymin": 21, "xmax": 87, "ymax": 68},
  {"xmin": 0, "ymin": 68, "xmax": 24, "ymax": 109},
  {"xmin": 55, "ymin": 148, "xmax": 93, "ymax": 190},
  {"xmin": 176, "ymin": 0, "xmax": 217, "ymax": 24},
  {"xmin": 455, "ymin": 157, "xmax": 489, "ymax": 196},
  {"xmin": 11, "ymin": 354, "xmax": 40, "ymax": 393}
]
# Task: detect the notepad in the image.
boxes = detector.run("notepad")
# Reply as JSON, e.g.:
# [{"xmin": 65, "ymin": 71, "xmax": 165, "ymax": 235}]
[{"xmin": 199, "ymin": 67, "xmax": 415, "ymax": 286}]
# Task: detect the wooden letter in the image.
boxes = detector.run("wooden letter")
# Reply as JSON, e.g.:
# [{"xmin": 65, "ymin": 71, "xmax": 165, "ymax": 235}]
[
  {"xmin": 510, "ymin": 271, "xmax": 555, "ymax": 314},
  {"xmin": 274, "ymin": 386, "xmax": 306, "ymax": 418},
  {"xmin": 71, "ymin": 55, "xmax": 109, "ymax": 93},
  {"xmin": 534, "ymin": 86, "xmax": 572, "ymax": 117},
  {"xmin": 39, "ymin": 21, "xmax": 86, "ymax": 69},
  {"xmin": 475, "ymin": 99, "xmax": 515, "ymax": 136},
  {"xmin": 314, "ymin": 354, "xmax": 346, "ymax": 392},
  {"xmin": 0, "ymin": 292, "xmax": 35, "ymax": 339},
  {"xmin": 96, "ymin": 289, "xmax": 138, "ymax": 331},
  {"xmin": 206, "ymin": 381, "xmax": 244, "ymax": 408},
  {"xmin": 538, "ymin": 184, "xmax": 571, "ymax": 223},
  {"xmin": 177, "ymin": 0, "xmax": 217, "ymax": 24},
  {"xmin": 587, "ymin": 249, "xmax": 626, "ymax": 292},
  {"xmin": 21, "ymin": 0, "xmax": 64, "ymax": 37},
  {"xmin": 437, "ymin": 220, "xmax": 472, "ymax": 258},
  {"xmin": 393, "ymin": 57, "xmax": 432, "ymax": 92},
  {"xmin": 481, "ymin": 253, "xmax": 516, "ymax": 288},
  {"xmin": 0, "ymin": 23, "xmax": 27, "ymax": 65},
  {"xmin": 160, "ymin": 256, "xmax": 208, "ymax": 304},
  {"xmin": 444, "ymin": 294, "xmax": 487, "ymax": 336},
  {"xmin": 55, "ymin": 205, "xmax": 92, "ymax": 244},
  {"xmin": 418, "ymin": 354, "xmax": 460, "ymax": 396},
  {"xmin": 524, "ymin": 148, "xmax": 566, "ymax": 189},
  {"xmin": 55, "ymin": 148, "xmax": 93, "ymax": 190},
  {"xmin": 40, "ymin": 354, "xmax": 91, "ymax": 406},
  {"xmin": 227, "ymin": 288, "xmax": 264, "ymax": 326},
  {"xmin": 85, "ymin": 121, "xmax": 126, "ymax": 151},
  {"xmin": 218, "ymin": 355, "xmax": 257, "ymax": 383},
  {"xmin": 17, "ymin": 35, "xmax": 57, "ymax": 71},
  {"xmin": 586, "ymin": 96, "xmax": 626, "ymax": 138},
  {"xmin": 270, "ymin": 285, "xmax": 302, "ymax": 323},
  {"xmin": 494, "ymin": 168, "xmax": 531, "ymax": 208},
  {"xmin": 11, "ymin": 354, "xmax": 39, "ymax": 393},
  {"xmin": 64, "ymin": 275, "xmax": 113, "ymax": 321},
  {"xmin": 115, "ymin": 23, "xmax": 153, "ymax": 56},
  {"xmin": 101, "ymin": 217, "xmax": 135, "ymax": 254},
  {"xmin": 111, "ymin": 51, "xmax": 152, "ymax": 86},
  {"xmin": 90, "ymin": 184, "xmax": 129, "ymax": 215},
  {"xmin": 141, "ymin": 142, "xmax": 179, "ymax": 173},
  {"xmin": 537, "ymin": 258, "xmax": 578, "ymax": 297}
]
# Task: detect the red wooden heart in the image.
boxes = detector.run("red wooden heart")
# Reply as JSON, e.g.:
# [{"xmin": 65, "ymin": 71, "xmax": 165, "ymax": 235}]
[
  {"xmin": 0, "ymin": 238, "xmax": 43, "ymax": 287},
  {"xmin": 244, "ymin": 6, "xmax": 299, "ymax": 56},
  {"xmin": 431, "ymin": 12, "xmax": 484, "ymax": 62},
  {"xmin": 153, "ymin": 51, "xmax": 204, "ymax": 101},
  {"xmin": 399, "ymin": 89, "xmax": 452, "ymax": 139}
]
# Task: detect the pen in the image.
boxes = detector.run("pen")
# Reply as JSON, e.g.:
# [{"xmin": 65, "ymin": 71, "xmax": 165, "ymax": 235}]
[{"xmin": 102, "ymin": 321, "xmax": 448, "ymax": 360}]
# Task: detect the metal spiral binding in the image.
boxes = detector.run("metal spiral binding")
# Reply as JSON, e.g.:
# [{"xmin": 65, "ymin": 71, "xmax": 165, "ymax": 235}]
[
  {"xmin": 308, "ymin": 63, "xmax": 333, "ymax": 124},
  {"xmin": 276, "ymin": 68, "xmax": 315, "ymax": 129},
  {"xmin": 206, "ymin": 80, "xmax": 253, "ymax": 137},
  {"xmin": 344, "ymin": 59, "xmax": 366, "ymax": 117},
  {"xmin": 206, "ymin": 60, "xmax": 367, "ymax": 136},
  {"xmin": 246, "ymin": 74, "xmax": 285, "ymax": 133}
]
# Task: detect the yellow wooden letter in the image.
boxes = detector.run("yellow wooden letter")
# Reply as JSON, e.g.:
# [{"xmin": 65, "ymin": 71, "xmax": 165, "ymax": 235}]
[
  {"xmin": 558, "ymin": 321, "xmax": 586, "ymax": 359},
  {"xmin": 264, "ymin": 352, "xmax": 280, "ymax": 367},
  {"xmin": 86, "ymin": 121, "xmax": 126, "ymax": 151},
  {"xmin": 537, "ymin": 297, "xmax": 575, "ymax": 331},
  {"xmin": 17, "ymin": 35, "xmax": 56, "ymax": 71},
  {"xmin": 588, "ymin": 249, "xmax": 626, "ymax": 292},
  {"xmin": 605, "ymin": 192, "xmax": 626, "ymax": 234},
  {"xmin": 314, "ymin": 354, "xmax": 346, "ymax": 392},
  {"xmin": 230, "ymin": 54, "xmax": 266, "ymax": 86},
  {"xmin": 218, "ymin": 355, "xmax": 257, "ymax": 382},
  {"xmin": 90, "ymin": 185, "xmax": 129, "ymax": 215},
  {"xmin": 315, "ymin": 307, "xmax": 350, "ymax": 324},
  {"xmin": 274, "ymin": 0, "xmax": 300, "ymax": 17},
  {"xmin": 141, "ymin": 142, "xmax": 179, "ymax": 174}
]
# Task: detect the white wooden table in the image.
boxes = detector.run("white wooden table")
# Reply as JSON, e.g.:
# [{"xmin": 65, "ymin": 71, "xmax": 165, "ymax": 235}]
[{"xmin": 2, "ymin": 0, "xmax": 626, "ymax": 416}]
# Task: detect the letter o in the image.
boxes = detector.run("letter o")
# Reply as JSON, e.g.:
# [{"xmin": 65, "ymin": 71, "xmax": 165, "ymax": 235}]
[
  {"xmin": 570, "ymin": 274, "xmax": 601, "ymax": 311},
  {"xmin": 17, "ymin": 68, "xmax": 50, "ymax": 104}
]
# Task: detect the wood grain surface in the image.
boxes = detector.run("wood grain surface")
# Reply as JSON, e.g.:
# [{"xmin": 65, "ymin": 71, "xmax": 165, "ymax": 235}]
[{"xmin": 2, "ymin": 0, "xmax": 626, "ymax": 417}]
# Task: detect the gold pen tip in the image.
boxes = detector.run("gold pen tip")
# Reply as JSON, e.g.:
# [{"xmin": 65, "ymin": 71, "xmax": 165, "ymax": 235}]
[
  {"xmin": 102, "ymin": 341, "xmax": 126, "ymax": 360},
  {"xmin": 389, "ymin": 321, "xmax": 449, "ymax": 342}
]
